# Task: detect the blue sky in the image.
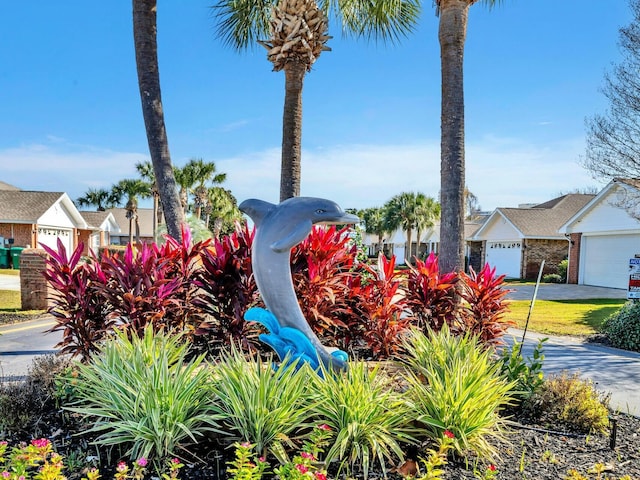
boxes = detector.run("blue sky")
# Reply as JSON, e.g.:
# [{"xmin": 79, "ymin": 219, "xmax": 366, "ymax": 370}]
[{"xmin": 0, "ymin": 1, "xmax": 633, "ymax": 212}]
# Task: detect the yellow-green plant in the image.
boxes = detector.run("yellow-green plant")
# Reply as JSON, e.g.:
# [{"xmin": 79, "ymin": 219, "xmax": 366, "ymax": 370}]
[
  {"xmin": 209, "ymin": 347, "xmax": 314, "ymax": 458},
  {"xmin": 67, "ymin": 327, "xmax": 222, "ymax": 468},
  {"xmin": 400, "ymin": 326, "xmax": 515, "ymax": 459},
  {"xmin": 308, "ymin": 361, "xmax": 416, "ymax": 479}
]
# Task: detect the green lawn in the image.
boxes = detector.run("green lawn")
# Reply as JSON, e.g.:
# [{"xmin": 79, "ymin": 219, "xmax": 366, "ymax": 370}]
[
  {"xmin": 0, "ymin": 289, "xmax": 20, "ymax": 310},
  {"xmin": 0, "ymin": 269, "xmax": 20, "ymax": 276},
  {"xmin": 505, "ymin": 299, "xmax": 626, "ymax": 336}
]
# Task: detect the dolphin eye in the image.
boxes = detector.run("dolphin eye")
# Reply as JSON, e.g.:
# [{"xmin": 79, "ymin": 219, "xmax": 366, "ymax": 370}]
[{"xmin": 315, "ymin": 209, "xmax": 326, "ymax": 214}]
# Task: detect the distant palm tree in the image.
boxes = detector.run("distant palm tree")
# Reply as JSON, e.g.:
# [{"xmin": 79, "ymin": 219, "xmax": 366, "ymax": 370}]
[
  {"xmin": 76, "ymin": 188, "xmax": 118, "ymax": 211},
  {"xmin": 112, "ymin": 179, "xmax": 152, "ymax": 245},
  {"xmin": 190, "ymin": 159, "xmax": 227, "ymax": 220},
  {"xmin": 383, "ymin": 192, "xmax": 422, "ymax": 262},
  {"xmin": 205, "ymin": 186, "xmax": 243, "ymax": 238},
  {"xmin": 133, "ymin": 0, "xmax": 184, "ymax": 241},
  {"xmin": 414, "ymin": 193, "xmax": 440, "ymax": 258},
  {"xmin": 135, "ymin": 160, "xmax": 161, "ymax": 242},
  {"xmin": 361, "ymin": 207, "xmax": 386, "ymax": 256},
  {"xmin": 211, "ymin": 0, "xmax": 420, "ymax": 201},
  {"xmin": 436, "ymin": 0, "xmax": 503, "ymax": 272}
]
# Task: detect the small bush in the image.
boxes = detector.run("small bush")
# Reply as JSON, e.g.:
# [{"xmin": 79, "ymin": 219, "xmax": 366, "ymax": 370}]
[
  {"xmin": 68, "ymin": 327, "xmax": 221, "ymax": 469},
  {"xmin": 400, "ymin": 326, "xmax": 514, "ymax": 460},
  {"xmin": 524, "ymin": 371, "xmax": 610, "ymax": 434},
  {"xmin": 542, "ymin": 273, "xmax": 563, "ymax": 283},
  {"xmin": 557, "ymin": 259, "xmax": 568, "ymax": 282},
  {"xmin": 603, "ymin": 300, "xmax": 640, "ymax": 352},
  {"xmin": 497, "ymin": 338, "xmax": 546, "ymax": 409},
  {"xmin": 0, "ymin": 355, "xmax": 71, "ymax": 436}
]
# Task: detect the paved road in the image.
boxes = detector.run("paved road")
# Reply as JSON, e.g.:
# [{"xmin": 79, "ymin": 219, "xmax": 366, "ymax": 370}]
[{"xmin": 505, "ymin": 283, "xmax": 628, "ymax": 300}]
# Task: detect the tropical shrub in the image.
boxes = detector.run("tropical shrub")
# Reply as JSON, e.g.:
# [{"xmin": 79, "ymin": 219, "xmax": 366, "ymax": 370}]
[
  {"xmin": 602, "ymin": 300, "xmax": 640, "ymax": 352},
  {"xmin": 308, "ymin": 361, "xmax": 415, "ymax": 479},
  {"xmin": 348, "ymin": 254, "xmax": 413, "ymax": 359},
  {"xmin": 458, "ymin": 263, "xmax": 513, "ymax": 347},
  {"xmin": 209, "ymin": 347, "xmax": 314, "ymax": 458},
  {"xmin": 0, "ymin": 355, "xmax": 71, "ymax": 436},
  {"xmin": 400, "ymin": 326, "xmax": 515, "ymax": 459},
  {"xmin": 290, "ymin": 225, "xmax": 356, "ymax": 347},
  {"xmin": 67, "ymin": 327, "xmax": 221, "ymax": 469},
  {"xmin": 496, "ymin": 338, "xmax": 546, "ymax": 409},
  {"xmin": 43, "ymin": 240, "xmax": 115, "ymax": 359},
  {"xmin": 524, "ymin": 372, "xmax": 610, "ymax": 434},
  {"xmin": 542, "ymin": 273, "xmax": 563, "ymax": 283},
  {"xmin": 194, "ymin": 222, "xmax": 259, "ymax": 352},
  {"xmin": 557, "ymin": 258, "xmax": 568, "ymax": 282},
  {"xmin": 405, "ymin": 253, "xmax": 458, "ymax": 333}
]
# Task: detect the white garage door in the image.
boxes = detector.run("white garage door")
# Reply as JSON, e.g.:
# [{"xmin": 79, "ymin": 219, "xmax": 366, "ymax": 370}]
[
  {"xmin": 582, "ymin": 234, "xmax": 640, "ymax": 289},
  {"xmin": 485, "ymin": 241, "xmax": 522, "ymax": 279},
  {"xmin": 37, "ymin": 227, "xmax": 73, "ymax": 253}
]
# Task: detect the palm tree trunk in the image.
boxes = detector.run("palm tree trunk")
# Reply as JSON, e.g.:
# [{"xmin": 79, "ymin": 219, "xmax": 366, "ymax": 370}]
[
  {"xmin": 438, "ymin": 0, "xmax": 468, "ymax": 273},
  {"xmin": 133, "ymin": 0, "xmax": 184, "ymax": 241},
  {"xmin": 152, "ymin": 193, "xmax": 159, "ymax": 243},
  {"xmin": 280, "ymin": 61, "xmax": 306, "ymax": 201},
  {"xmin": 406, "ymin": 228, "xmax": 412, "ymax": 263}
]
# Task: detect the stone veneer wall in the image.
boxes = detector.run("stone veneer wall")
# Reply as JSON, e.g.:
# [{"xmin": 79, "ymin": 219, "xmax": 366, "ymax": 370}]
[
  {"xmin": 19, "ymin": 249, "xmax": 52, "ymax": 310},
  {"xmin": 522, "ymin": 239, "xmax": 570, "ymax": 279}
]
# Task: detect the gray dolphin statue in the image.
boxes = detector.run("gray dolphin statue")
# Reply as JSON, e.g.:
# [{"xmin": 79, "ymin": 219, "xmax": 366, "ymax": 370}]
[{"xmin": 239, "ymin": 196, "xmax": 360, "ymax": 372}]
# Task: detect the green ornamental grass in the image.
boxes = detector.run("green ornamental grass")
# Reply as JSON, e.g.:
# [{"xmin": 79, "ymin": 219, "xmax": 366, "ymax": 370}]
[
  {"xmin": 67, "ymin": 327, "xmax": 222, "ymax": 468},
  {"xmin": 209, "ymin": 347, "xmax": 314, "ymax": 458},
  {"xmin": 401, "ymin": 326, "xmax": 515, "ymax": 460},
  {"xmin": 308, "ymin": 361, "xmax": 416, "ymax": 480}
]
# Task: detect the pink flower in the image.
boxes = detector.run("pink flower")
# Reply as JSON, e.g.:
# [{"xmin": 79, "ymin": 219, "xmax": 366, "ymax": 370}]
[
  {"xmin": 31, "ymin": 438, "xmax": 50, "ymax": 448},
  {"xmin": 2, "ymin": 472, "xmax": 10, "ymax": 479},
  {"xmin": 18, "ymin": 477, "xmax": 26, "ymax": 480},
  {"xmin": 171, "ymin": 458, "xmax": 181, "ymax": 464},
  {"xmin": 443, "ymin": 430, "xmax": 455, "ymax": 439},
  {"xmin": 258, "ymin": 457, "xmax": 266, "ymax": 463},
  {"xmin": 301, "ymin": 452, "xmax": 315, "ymax": 460},
  {"xmin": 137, "ymin": 457, "xmax": 148, "ymax": 467},
  {"xmin": 0, "ymin": 441, "xmax": 7, "ymax": 446},
  {"xmin": 240, "ymin": 442, "xmax": 252, "ymax": 448},
  {"xmin": 315, "ymin": 473, "xmax": 327, "ymax": 480},
  {"xmin": 296, "ymin": 464, "xmax": 309, "ymax": 474},
  {"xmin": 488, "ymin": 464, "xmax": 497, "ymax": 472},
  {"xmin": 317, "ymin": 424, "xmax": 331, "ymax": 431},
  {"xmin": 117, "ymin": 462, "xmax": 128, "ymax": 472}
]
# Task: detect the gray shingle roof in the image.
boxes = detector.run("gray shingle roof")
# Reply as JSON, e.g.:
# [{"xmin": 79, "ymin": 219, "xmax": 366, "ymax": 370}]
[
  {"xmin": 107, "ymin": 208, "xmax": 154, "ymax": 237},
  {"xmin": 0, "ymin": 181, "xmax": 20, "ymax": 191},
  {"xmin": 0, "ymin": 191, "xmax": 66, "ymax": 222},
  {"xmin": 499, "ymin": 194, "xmax": 594, "ymax": 237},
  {"xmin": 80, "ymin": 211, "xmax": 112, "ymax": 229}
]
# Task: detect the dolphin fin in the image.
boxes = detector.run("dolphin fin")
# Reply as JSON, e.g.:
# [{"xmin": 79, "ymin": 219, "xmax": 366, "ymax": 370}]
[
  {"xmin": 245, "ymin": 307, "xmax": 280, "ymax": 334},
  {"xmin": 271, "ymin": 219, "xmax": 313, "ymax": 253},
  {"xmin": 239, "ymin": 199, "xmax": 275, "ymax": 227}
]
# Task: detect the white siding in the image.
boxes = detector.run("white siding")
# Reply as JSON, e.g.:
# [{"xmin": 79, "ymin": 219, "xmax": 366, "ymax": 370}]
[
  {"xmin": 477, "ymin": 214, "xmax": 521, "ymax": 241},
  {"xmin": 570, "ymin": 188, "xmax": 640, "ymax": 234}
]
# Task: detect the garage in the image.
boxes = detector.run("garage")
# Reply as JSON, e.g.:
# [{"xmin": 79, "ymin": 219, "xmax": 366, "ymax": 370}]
[
  {"xmin": 484, "ymin": 241, "xmax": 522, "ymax": 279},
  {"xmin": 37, "ymin": 227, "xmax": 73, "ymax": 253},
  {"xmin": 581, "ymin": 234, "xmax": 640, "ymax": 289}
]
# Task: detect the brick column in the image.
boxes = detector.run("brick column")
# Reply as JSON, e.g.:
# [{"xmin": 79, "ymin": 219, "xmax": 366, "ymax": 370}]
[
  {"xmin": 567, "ymin": 233, "xmax": 582, "ymax": 284},
  {"xmin": 19, "ymin": 249, "xmax": 52, "ymax": 310}
]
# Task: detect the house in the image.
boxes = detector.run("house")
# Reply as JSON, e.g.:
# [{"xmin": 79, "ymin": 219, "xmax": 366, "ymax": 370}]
[
  {"xmin": 0, "ymin": 189, "xmax": 88, "ymax": 254},
  {"xmin": 107, "ymin": 208, "xmax": 155, "ymax": 245},
  {"xmin": 78, "ymin": 211, "xmax": 120, "ymax": 252},
  {"xmin": 559, "ymin": 179, "xmax": 640, "ymax": 289},
  {"xmin": 471, "ymin": 194, "xmax": 595, "ymax": 279}
]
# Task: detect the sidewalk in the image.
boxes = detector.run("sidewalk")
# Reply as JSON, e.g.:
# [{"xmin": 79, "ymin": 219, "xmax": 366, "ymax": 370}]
[{"xmin": 0, "ymin": 273, "xmax": 20, "ymax": 292}]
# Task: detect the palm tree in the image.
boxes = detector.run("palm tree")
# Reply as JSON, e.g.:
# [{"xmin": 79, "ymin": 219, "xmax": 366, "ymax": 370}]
[
  {"xmin": 112, "ymin": 179, "xmax": 152, "ymax": 245},
  {"xmin": 383, "ymin": 192, "xmax": 422, "ymax": 262},
  {"xmin": 436, "ymin": 0, "xmax": 502, "ymax": 272},
  {"xmin": 414, "ymin": 193, "xmax": 440, "ymax": 258},
  {"xmin": 189, "ymin": 159, "xmax": 227, "ymax": 220},
  {"xmin": 75, "ymin": 188, "xmax": 118, "ymax": 211},
  {"xmin": 211, "ymin": 0, "xmax": 420, "ymax": 201},
  {"xmin": 135, "ymin": 160, "xmax": 161, "ymax": 242},
  {"xmin": 360, "ymin": 207, "xmax": 386, "ymax": 256},
  {"xmin": 205, "ymin": 186, "xmax": 243, "ymax": 238},
  {"xmin": 133, "ymin": 0, "xmax": 184, "ymax": 241}
]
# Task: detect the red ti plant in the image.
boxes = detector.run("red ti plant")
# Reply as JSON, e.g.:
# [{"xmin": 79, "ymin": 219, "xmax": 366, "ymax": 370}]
[
  {"xmin": 96, "ymin": 226, "xmax": 208, "ymax": 338},
  {"xmin": 458, "ymin": 263, "xmax": 514, "ymax": 347},
  {"xmin": 348, "ymin": 253, "xmax": 413, "ymax": 359},
  {"xmin": 194, "ymin": 221, "xmax": 259, "ymax": 352},
  {"xmin": 405, "ymin": 253, "xmax": 458, "ymax": 333},
  {"xmin": 42, "ymin": 239, "xmax": 116, "ymax": 360},
  {"xmin": 290, "ymin": 225, "xmax": 356, "ymax": 345}
]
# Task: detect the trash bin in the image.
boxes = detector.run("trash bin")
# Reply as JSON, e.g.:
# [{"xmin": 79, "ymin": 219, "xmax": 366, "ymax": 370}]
[
  {"xmin": 9, "ymin": 246, "xmax": 24, "ymax": 269},
  {"xmin": 0, "ymin": 247, "xmax": 8, "ymax": 268}
]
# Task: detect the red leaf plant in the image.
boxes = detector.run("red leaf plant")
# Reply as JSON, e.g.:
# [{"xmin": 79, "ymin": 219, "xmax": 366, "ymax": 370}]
[
  {"xmin": 458, "ymin": 263, "xmax": 514, "ymax": 347},
  {"xmin": 348, "ymin": 253, "xmax": 414, "ymax": 359},
  {"xmin": 405, "ymin": 253, "xmax": 459, "ymax": 333},
  {"xmin": 194, "ymin": 221, "xmax": 260, "ymax": 353}
]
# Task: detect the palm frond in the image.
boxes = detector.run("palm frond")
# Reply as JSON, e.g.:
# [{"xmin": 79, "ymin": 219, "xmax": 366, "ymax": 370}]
[{"xmin": 211, "ymin": 0, "xmax": 276, "ymax": 50}]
